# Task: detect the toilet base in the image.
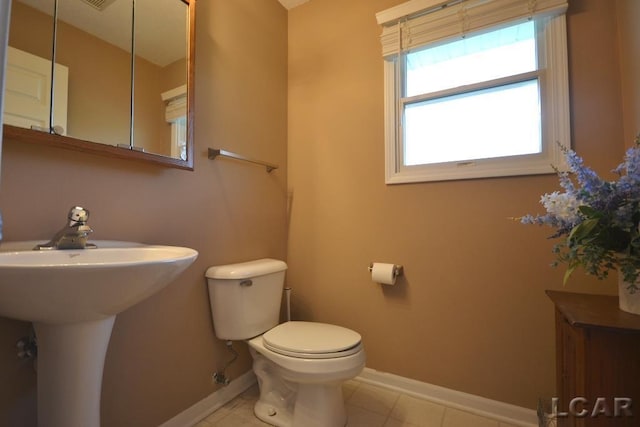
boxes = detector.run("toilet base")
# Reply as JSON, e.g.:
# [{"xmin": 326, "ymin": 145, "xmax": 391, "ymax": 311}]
[
  {"xmin": 255, "ymin": 399, "xmax": 293, "ymax": 427},
  {"xmin": 293, "ymin": 383, "xmax": 347, "ymax": 427},
  {"xmin": 251, "ymin": 349, "xmax": 352, "ymax": 427},
  {"xmin": 254, "ymin": 382, "xmax": 347, "ymax": 427}
]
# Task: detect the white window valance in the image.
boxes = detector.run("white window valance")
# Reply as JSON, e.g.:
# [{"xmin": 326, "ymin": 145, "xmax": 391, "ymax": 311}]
[
  {"xmin": 376, "ymin": 0, "xmax": 568, "ymax": 59},
  {"xmin": 161, "ymin": 84, "xmax": 187, "ymax": 123}
]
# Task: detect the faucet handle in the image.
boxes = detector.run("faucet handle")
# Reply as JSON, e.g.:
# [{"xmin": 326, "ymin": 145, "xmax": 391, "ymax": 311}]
[{"xmin": 68, "ymin": 206, "xmax": 90, "ymax": 225}]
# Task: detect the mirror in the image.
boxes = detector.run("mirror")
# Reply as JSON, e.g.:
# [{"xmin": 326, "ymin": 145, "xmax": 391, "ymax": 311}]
[{"xmin": 2, "ymin": 0, "xmax": 194, "ymax": 170}]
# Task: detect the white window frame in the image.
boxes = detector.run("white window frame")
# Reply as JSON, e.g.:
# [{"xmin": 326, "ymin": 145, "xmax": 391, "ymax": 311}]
[
  {"xmin": 377, "ymin": 0, "xmax": 571, "ymax": 184},
  {"xmin": 162, "ymin": 84, "xmax": 188, "ymax": 160}
]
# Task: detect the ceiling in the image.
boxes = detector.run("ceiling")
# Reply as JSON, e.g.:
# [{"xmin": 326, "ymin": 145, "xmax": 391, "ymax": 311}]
[
  {"xmin": 18, "ymin": 0, "xmax": 186, "ymax": 67},
  {"xmin": 17, "ymin": 0, "xmax": 310, "ymax": 66},
  {"xmin": 278, "ymin": 0, "xmax": 311, "ymax": 10}
]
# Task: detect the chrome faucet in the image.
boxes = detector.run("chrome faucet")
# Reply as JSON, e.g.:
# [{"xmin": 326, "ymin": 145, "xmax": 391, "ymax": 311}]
[{"xmin": 35, "ymin": 206, "xmax": 95, "ymax": 250}]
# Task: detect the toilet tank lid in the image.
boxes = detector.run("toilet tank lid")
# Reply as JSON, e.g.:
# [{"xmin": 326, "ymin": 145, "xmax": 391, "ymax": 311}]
[{"xmin": 206, "ymin": 258, "xmax": 287, "ymax": 279}]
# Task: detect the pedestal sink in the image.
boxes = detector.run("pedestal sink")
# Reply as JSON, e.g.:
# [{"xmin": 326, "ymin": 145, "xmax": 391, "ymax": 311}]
[{"xmin": 0, "ymin": 240, "xmax": 198, "ymax": 427}]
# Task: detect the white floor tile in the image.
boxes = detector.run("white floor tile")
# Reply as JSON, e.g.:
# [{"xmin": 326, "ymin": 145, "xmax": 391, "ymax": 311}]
[
  {"xmin": 389, "ymin": 394, "xmax": 446, "ymax": 426},
  {"xmin": 442, "ymin": 407, "xmax": 500, "ymax": 427},
  {"xmin": 195, "ymin": 380, "xmax": 525, "ymax": 427},
  {"xmin": 209, "ymin": 411, "xmax": 270, "ymax": 427},
  {"xmin": 383, "ymin": 417, "xmax": 424, "ymax": 427},
  {"xmin": 221, "ymin": 399, "xmax": 257, "ymax": 421},
  {"xmin": 345, "ymin": 404, "xmax": 388, "ymax": 427},
  {"xmin": 347, "ymin": 383, "xmax": 400, "ymax": 416},
  {"xmin": 202, "ymin": 406, "xmax": 233, "ymax": 424}
]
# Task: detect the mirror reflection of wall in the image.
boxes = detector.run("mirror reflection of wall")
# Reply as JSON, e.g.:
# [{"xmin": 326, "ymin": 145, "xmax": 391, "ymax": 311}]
[
  {"xmin": 57, "ymin": 0, "xmax": 132, "ymax": 146},
  {"xmin": 4, "ymin": 0, "xmax": 188, "ymax": 160}
]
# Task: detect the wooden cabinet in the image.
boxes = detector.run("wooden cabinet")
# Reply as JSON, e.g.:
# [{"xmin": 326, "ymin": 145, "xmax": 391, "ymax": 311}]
[{"xmin": 547, "ymin": 291, "xmax": 640, "ymax": 427}]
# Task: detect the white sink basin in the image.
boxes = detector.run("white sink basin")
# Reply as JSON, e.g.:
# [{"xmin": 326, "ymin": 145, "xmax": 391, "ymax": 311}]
[
  {"xmin": 0, "ymin": 240, "xmax": 198, "ymax": 323},
  {"xmin": 0, "ymin": 240, "xmax": 198, "ymax": 427}
]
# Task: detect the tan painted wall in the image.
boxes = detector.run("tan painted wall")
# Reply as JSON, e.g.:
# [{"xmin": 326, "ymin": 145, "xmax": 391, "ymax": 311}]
[
  {"xmin": 616, "ymin": 0, "xmax": 640, "ymax": 147},
  {"xmin": 287, "ymin": 0, "xmax": 624, "ymax": 410},
  {"xmin": 0, "ymin": 0, "xmax": 632, "ymax": 424},
  {"xmin": 0, "ymin": 0, "xmax": 288, "ymax": 426},
  {"xmin": 7, "ymin": 2, "xmax": 52, "ymax": 60}
]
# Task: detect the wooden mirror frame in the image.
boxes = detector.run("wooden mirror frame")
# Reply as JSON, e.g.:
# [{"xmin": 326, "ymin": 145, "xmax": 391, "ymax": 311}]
[{"xmin": 2, "ymin": 0, "xmax": 195, "ymax": 171}]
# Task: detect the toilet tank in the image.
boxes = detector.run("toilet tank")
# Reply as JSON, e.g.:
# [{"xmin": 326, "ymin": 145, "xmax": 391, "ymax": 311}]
[{"xmin": 206, "ymin": 259, "xmax": 287, "ymax": 340}]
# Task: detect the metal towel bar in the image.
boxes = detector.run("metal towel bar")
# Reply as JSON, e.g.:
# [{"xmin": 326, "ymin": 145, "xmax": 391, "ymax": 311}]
[{"xmin": 208, "ymin": 148, "xmax": 278, "ymax": 173}]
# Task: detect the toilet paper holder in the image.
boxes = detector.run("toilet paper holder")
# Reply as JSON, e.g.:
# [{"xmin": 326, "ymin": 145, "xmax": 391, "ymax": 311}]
[{"xmin": 368, "ymin": 263, "xmax": 404, "ymax": 278}]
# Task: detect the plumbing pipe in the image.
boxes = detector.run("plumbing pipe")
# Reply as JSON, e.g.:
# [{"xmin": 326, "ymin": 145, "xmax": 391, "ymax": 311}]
[{"xmin": 284, "ymin": 287, "xmax": 291, "ymax": 322}]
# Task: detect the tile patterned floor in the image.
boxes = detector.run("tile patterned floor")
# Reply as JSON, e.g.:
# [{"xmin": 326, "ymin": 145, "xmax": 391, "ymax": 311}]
[{"xmin": 194, "ymin": 379, "xmax": 526, "ymax": 427}]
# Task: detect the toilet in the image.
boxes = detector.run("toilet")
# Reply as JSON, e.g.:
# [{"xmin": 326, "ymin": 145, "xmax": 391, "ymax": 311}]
[{"xmin": 205, "ymin": 259, "xmax": 365, "ymax": 427}]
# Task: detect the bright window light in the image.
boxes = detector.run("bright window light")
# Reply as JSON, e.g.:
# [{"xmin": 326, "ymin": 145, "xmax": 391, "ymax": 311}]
[
  {"xmin": 405, "ymin": 22, "xmax": 537, "ymax": 96},
  {"xmin": 402, "ymin": 21, "xmax": 541, "ymax": 167},
  {"xmin": 404, "ymin": 80, "xmax": 542, "ymax": 165}
]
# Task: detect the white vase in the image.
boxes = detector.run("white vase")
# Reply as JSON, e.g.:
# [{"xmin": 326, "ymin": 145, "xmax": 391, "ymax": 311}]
[{"xmin": 618, "ymin": 272, "xmax": 640, "ymax": 315}]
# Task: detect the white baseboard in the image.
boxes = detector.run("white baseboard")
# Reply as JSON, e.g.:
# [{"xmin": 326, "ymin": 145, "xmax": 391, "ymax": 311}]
[
  {"xmin": 158, "ymin": 370, "xmax": 257, "ymax": 427},
  {"xmin": 356, "ymin": 368, "xmax": 538, "ymax": 427},
  {"xmin": 160, "ymin": 367, "xmax": 537, "ymax": 427}
]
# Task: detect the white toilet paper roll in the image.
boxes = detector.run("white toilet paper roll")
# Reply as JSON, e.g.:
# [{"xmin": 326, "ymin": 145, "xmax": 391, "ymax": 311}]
[{"xmin": 371, "ymin": 263, "xmax": 396, "ymax": 285}]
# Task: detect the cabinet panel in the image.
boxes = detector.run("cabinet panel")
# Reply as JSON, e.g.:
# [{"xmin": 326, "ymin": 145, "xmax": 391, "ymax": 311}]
[{"xmin": 548, "ymin": 291, "xmax": 640, "ymax": 427}]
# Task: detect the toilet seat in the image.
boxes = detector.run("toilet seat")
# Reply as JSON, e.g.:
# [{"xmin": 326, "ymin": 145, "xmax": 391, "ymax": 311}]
[{"xmin": 263, "ymin": 321, "xmax": 362, "ymax": 359}]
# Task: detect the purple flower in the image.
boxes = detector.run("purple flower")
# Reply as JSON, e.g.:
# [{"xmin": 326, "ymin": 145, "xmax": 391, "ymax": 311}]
[{"xmin": 518, "ymin": 137, "xmax": 640, "ymax": 284}]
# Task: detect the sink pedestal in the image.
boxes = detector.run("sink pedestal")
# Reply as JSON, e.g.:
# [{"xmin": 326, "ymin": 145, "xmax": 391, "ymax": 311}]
[
  {"xmin": 34, "ymin": 316, "xmax": 116, "ymax": 427},
  {"xmin": 0, "ymin": 241, "xmax": 198, "ymax": 426}
]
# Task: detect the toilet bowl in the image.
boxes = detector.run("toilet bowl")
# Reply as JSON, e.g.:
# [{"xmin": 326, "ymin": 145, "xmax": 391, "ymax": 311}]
[
  {"xmin": 205, "ymin": 259, "xmax": 366, "ymax": 427},
  {"xmin": 248, "ymin": 321, "xmax": 365, "ymax": 426}
]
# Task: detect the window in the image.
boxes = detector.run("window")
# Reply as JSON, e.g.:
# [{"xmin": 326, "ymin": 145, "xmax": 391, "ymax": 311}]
[
  {"xmin": 377, "ymin": 0, "xmax": 570, "ymax": 184},
  {"xmin": 162, "ymin": 85, "xmax": 188, "ymax": 160}
]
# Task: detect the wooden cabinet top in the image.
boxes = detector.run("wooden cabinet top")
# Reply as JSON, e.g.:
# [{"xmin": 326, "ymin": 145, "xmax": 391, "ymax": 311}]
[{"xmin": 546, "ymin": 290, "xmax": 640, "ymax": 333}]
